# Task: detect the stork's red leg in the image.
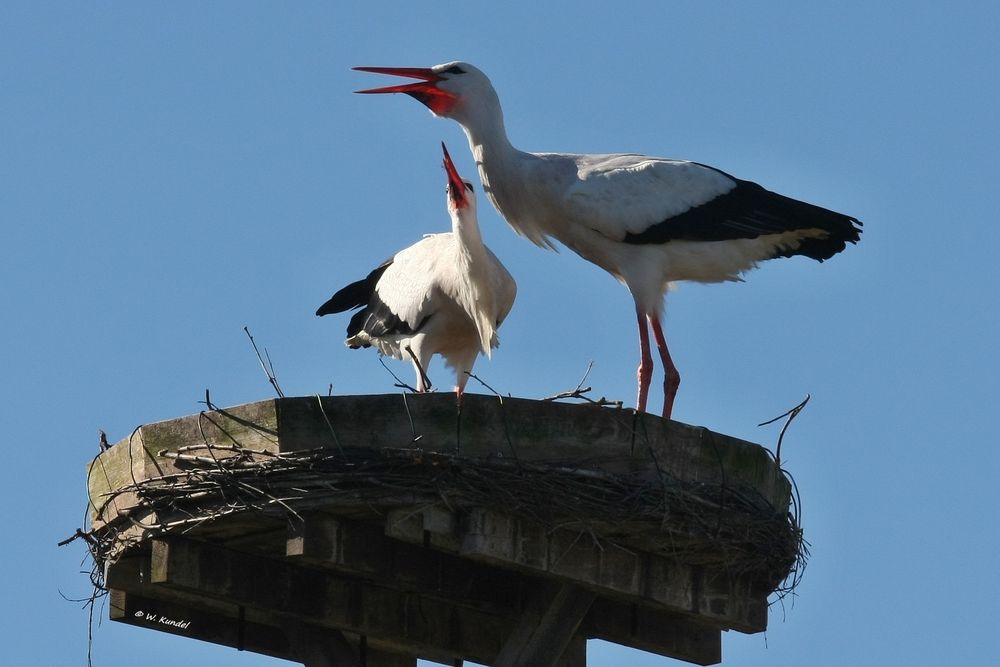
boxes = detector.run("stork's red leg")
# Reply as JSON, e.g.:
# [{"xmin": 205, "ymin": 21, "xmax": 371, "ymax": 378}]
[
  {"xmin": 636, "ymin": 308, "xmax": 654, "ymax": 413},
  {"xmin": 649, "ymin": 315, "xmax": 680, "ymax": 420}
]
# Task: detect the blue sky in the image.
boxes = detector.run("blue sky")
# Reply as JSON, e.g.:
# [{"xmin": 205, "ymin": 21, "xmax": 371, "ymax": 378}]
[{"xmin": 4, "ymin": 2, "xmax": 998, "ymax": 665}]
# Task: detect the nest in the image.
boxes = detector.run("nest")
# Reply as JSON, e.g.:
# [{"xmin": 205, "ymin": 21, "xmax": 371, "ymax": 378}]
[{"xmin": 79, "ymin": 443, "xmax": 806, "ymax": 599}]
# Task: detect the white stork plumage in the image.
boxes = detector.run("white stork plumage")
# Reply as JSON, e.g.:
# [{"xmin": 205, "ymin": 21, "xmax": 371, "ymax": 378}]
[
  {"xmin": 354, "ymin": 62, "xmax": 862, "ymax": 419},
  {"xmin": 316, "ymin": 142, "xmax": 516, "ymax": 401}
]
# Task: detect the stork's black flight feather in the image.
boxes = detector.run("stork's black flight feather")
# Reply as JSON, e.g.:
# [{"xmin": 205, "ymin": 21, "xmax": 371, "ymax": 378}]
[{"xmin": 623, "ymin": 168, "xmax": 862, "ymax": 261}]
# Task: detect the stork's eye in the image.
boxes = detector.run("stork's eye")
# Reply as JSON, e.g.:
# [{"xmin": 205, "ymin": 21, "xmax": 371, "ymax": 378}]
[
  {"xmin": 441, "ymin": 65, "xmax": 465, "ymax": 76},
  {"xmin": 464, "ymin": 182, "xmax": 475, "ymax": 193}
]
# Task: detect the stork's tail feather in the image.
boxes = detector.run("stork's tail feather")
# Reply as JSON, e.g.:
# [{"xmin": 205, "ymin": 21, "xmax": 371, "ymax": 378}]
[
  {"xmin": 345, "ymin": 331, "xmax": 373, "ymax": 349},
  {"xmin": 316, "ymin": 262, "xmax": 391, "ymax": 316},
  {"xmin": 624, "ymin": 168, "xmax": 863, "ymax": 263},
  {"xmin": 763, "ymin": 192, "xmax": 863, "ymax": 261}
]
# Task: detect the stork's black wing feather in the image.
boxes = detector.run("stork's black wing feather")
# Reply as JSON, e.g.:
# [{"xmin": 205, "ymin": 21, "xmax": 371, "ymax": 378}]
[
  {"xmin": 623, "ymin": 166, "xmax": 862, "ymax": 261},
  {"xmin": 345, "ymin": 294, "xmax": 431, "ymax": 345},
  {"xmin": 317, "ymin": 260, "xmax": 433, "ymax": 347},
  {"xmin": 316, "ymin": 262, "xmax": 391, "ymax": 317}
]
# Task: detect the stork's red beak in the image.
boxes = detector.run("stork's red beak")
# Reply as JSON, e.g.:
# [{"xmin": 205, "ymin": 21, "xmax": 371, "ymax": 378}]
[
  {"xmin": 442, "ymin": 142, "xmax": 468, "ymax": 209},
  {"xmin": 354, "ymin": 66, "xmax": 458, "ymax": 116}
]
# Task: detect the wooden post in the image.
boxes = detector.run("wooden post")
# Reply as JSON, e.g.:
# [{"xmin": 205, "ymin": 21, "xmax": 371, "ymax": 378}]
[
  {"xmin": 286, "ymin": 622, "xmax": 361, "ymax": 667},
  {"xmin": 494, "ymin": 582, "xmax": 595, "ymax": 667}
]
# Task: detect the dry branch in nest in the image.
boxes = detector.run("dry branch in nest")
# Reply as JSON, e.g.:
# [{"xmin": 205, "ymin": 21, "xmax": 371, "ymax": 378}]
[
  {"xmin": 542, "ymin": 361, "xmax": 624, "ymax": 409},
  {"xmin": 72, "ymin": 443, "xmax": 806, "ymax": 599}
]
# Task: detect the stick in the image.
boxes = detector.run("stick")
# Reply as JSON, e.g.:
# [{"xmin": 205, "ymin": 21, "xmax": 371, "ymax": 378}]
[
  {"xmin": 543, "ymin": 361, "xmax": 623, "ymax": 408},
  {"xmin": 464, "ymin": 371, "xmax": 502, "ymax": 397},
  {"xmin": 758, "ymin": 394, "xmax": 811, "ymax": 465},
  {"xmin": 315, "ymin": 394, "xmax": 346, "ymax": 456},
  {"xmin": 404, "ymin": 345, "xmax": 432, "ymax": 392},
  {"xmin": 378, "ymin": 356, "xmax": 419, "ymax": 393},
  {"xmin": 244, "ymin": 326, "xmax": 285, "ymax": 398}
]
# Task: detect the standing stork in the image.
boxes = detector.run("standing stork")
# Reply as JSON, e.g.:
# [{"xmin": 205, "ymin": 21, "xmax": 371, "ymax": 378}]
[
  {"xmin": 316, "ymin": 142, "xmax": 516, "ymax": 402},
  {"xmin": 354, "ymin": 62, "xmax": 862, "ymax": 419}
]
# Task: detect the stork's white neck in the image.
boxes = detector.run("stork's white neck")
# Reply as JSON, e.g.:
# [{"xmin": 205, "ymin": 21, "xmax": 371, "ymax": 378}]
[
  {"xmin": 454, "ymin": 102, "xmax": 557, "ymax": 250},
  {"xmin": 457, "ymin": 100, "xmax": 519, "ymax": 182},
  {"xmin": 451, "ymin": 206, "xmax": 485, "ymax": 254},
  {"xmin": 448, "ymin": 205, "xmax": 496, "ymax": 356}
]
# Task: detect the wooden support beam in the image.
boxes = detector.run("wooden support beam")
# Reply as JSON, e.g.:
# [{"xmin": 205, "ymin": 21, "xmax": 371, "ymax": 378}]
[
  {"xmin": 292, "ymin": 514, "xmax": 524, "ymax": 613},
  {"xmin": 111, "ymin": 563, "xmax": 720, "ymax": 666},
  {"xmin": 494, "ymin": 582, "xmax": 594, "ymax": 667},
  {"xmin": 150, "ymin": 537, "xmax": 509, "ymax": 665},
  {"xmin": 289, "ymin": 514, "xmax": 722, "ymax": 663},
  {"xmin": 462, "ymin": 508, "xmax": 766, "ymax": 633},
  {"xmin": 108, "ymin": 588, "xmax": 291, "ymax": 659},
  {"xmin": 109, "ymin": 584, "xmax": 416, "ymax": 667},
  {"xmin": 287, "ymin": 514, "xmax": 391, "ymax": 577},
  {"xmin": 557, "ymin": 636, "xmax": 588, "ymax": 667},
  {"xmin": 142, "ymin": 536, "xmax": 723, "ymax": 665},
  {"xmin": 695, "ymin": 568, "xmax": 768, "ymax": 633},
  {"xmin": 108, "ymin": 554, "xmax": 297, "ymax": 659},
  {"xmin": 385, "ymin": 506, "xmax": 462, "ymax": 551},
  {"xmin": 388, "ymin": 506, "xmax": 765, "ymax": 633},
  {"xmin": 584, "ymin": 598, "xmax": 722, "ymax": 666},
  {"xmin": 285, "ymin": 622, "xmax": 361, "ymax": 667},
  {"xmin": 357, "ymin": 646, "xmax": 418, "ymax": 667}
]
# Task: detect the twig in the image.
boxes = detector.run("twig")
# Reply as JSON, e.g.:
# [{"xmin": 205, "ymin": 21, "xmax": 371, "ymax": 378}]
[
  {"xmin": 400, "ymin": 393, "xmax": 421, "ymax": 445},
  {"xmin": 197, "ymin": 411, "xmax": 230, "ymax": 472},
  {"xmin": 758, "ymin": 394, "xmax": 811, "ymax": 465},
  {"xmin": 404, "ymin": 345, "xmax": 432, "ymax": 392},
  {"xmin": 464, "ymin": 371, "xmax": 502, "ymax": 398},
  {"xmin": 173, "ymin": 443, "xmax": 277, "ymax": 456},
  {"xmin": 575, "ymin": 361, "xmax": 595, "ymax": 392},
  {"xmin": 315, "ymin": 394, "xmax": 345, "ymax": 456},
  {"xmin": 378, "ymin": 356, "xmax": 420, "ymax": 393},
  {"xmin": 157, "ymin": 451, "xmax": 241, "ymax": 466},
  {"xmin": 543, "ymin": 385, "xmax": 623, "ymax": 409},
  {"xmin": 544, "ymin": 361, "xmax": 594, "ymax": 400},
  {"xmin": 542, "ymin": 361, "xmax": 623, "ymax": 408},
  {"xmin": 57, "ymin": 528, "xmax": 98, "ymax": 548},
  {"xmin": 543, "ymin": 386, "xmax": 593, "ymax": 401},
  {"xmin": 464, "ymin": 373, "xmax": 519, "ymax": 462},
  {"xmin": 200, "ymin": 388, "xmax": 216, "ymax": 411},
  {"xmin": 244, "ymin": 326, "xmax": 285, "ymax": 398}
]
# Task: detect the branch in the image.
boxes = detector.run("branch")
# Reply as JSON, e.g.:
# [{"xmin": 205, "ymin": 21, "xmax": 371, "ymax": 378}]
[
  {"xmin": 758, "ymin": 394, "xmax": 811, "ymax": 465},
  {"xmin": 465, "ymin": 371, "xmax": 503, "ymax": 398},
  {"xmin": 378, "ymin": 357, "xmax": 419, "ymax": 393},
  {"xmin": 404, "ymin": 345, "xmax": 432, "ymax": 392},
  {"xmin": 543, "ymin": 362, "xmax": 623, "ymax": 408},
  {"xmin": 244, "ymin": 326, "xmax": 285, "ymax": 398}
]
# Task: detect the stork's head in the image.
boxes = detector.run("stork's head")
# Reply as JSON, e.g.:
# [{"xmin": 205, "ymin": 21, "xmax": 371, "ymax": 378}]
[
  {"xmin": 441, "ymin": 142, "xmax": 476, "ymax": 214},
  {"xmin": 354, "ymin": 62, "xmax": 499, "ymax": 125}
]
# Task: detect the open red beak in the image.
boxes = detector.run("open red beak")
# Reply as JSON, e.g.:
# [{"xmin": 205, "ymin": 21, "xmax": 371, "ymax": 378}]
[
  {"xmin": 354, "ymin": 66, "xmax": 458, "ymax": 115},
  {"xmin": 442, "ymin": 142, "xmax": 468, "ymax": 209}
]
